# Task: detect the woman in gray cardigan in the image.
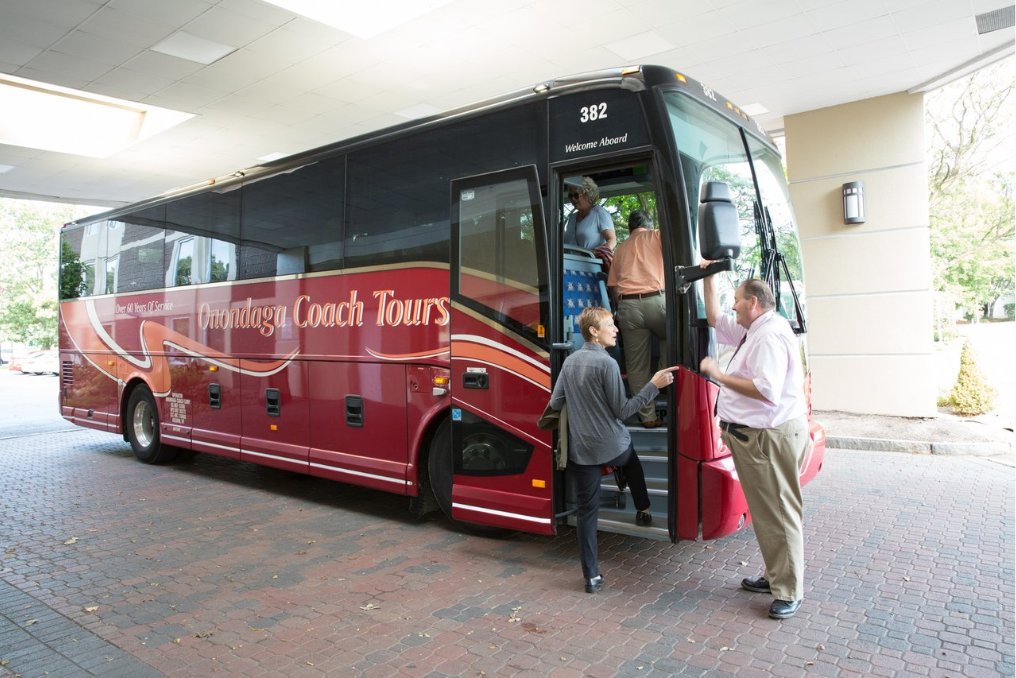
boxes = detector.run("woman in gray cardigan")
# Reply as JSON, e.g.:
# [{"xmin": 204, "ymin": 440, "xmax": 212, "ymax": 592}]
[{"xmin": 548, "ymin": 306, "xmax": 676, "ymax": 593}]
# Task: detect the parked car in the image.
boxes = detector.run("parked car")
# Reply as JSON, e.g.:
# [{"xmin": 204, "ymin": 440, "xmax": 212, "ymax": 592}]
[
  {"xmin": 7, "ymin": 350, "xmax": 42, "ymax": 373},
  {"xmin": 15, "ymin": 350, "xmax": 58, "ymax": 375}
]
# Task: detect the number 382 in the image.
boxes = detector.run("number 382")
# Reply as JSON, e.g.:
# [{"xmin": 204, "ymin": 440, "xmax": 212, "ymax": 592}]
[{"xmin": 579, "ymin": 103, "xmax": 608, "ymax": 122}]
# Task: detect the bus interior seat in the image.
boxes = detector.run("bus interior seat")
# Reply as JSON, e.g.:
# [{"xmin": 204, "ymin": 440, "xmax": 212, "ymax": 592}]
[{"xmin": 563, "ymin": 247, "xmax": 610, "ymax": 351}]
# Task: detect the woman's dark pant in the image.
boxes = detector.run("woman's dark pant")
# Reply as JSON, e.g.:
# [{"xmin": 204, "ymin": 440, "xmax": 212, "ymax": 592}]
[{"xmin": 571, "ymin": 443, "xmax": 651, "ymax": 579}]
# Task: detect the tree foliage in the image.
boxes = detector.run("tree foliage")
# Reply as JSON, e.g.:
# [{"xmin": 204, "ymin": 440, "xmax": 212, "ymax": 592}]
[
  {"xmin": 0, "ymin": 198, "xmax": 97, "ymax": 349},
  {"xmin": 59, "ymin": 239, "xmax": 86, "ymax": 300},
  {"xmin": 927, "ymin": 59, "xmax": 1015, "ymax": 320},
  {"xmin": 602, "ymin": 192, "xmax": 657, "ymax": 241}
]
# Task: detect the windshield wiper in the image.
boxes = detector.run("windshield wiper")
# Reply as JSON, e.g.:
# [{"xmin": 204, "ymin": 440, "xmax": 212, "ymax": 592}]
[{"xmin": 753, "ymin": 200, "xmax": 807, "ymax": 334}]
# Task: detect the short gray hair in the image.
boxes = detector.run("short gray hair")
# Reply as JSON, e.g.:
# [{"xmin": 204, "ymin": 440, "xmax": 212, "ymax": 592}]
[
  {"xmin": 628, "ymin": 210, "xmax": 652, "ymax": 230},
  {"xmin": 741, "ymin": 279, "xmax": 776, "ymax": 310}
]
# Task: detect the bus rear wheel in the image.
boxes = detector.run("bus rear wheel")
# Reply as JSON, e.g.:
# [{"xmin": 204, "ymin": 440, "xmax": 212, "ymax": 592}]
[{"xmin": 125, "ymin": 386, "xmax": 176, "ymax": 464}]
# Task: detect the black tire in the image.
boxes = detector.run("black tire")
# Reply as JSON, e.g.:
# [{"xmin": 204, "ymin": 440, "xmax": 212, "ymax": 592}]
[
  {"xmin": 125, "ymin": 386, "xmax": 177, "ymax": 464},
  {"xmin": 426, "ymin": 417, "xmax": 511, "ymax": 537},
  {"xmin": 427, "ymin": 417, "xmax": 454, "ymax": 520}
]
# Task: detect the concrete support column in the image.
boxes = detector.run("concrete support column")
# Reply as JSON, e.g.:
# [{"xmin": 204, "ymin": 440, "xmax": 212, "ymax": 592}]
[{"xmin": 785, "ymin": 93, "xmax": 935, "ymax": 416}]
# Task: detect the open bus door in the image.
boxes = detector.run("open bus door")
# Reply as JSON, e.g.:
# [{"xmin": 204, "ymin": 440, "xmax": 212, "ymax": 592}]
[{"xmin": 447, "ymin": 166, "xmax": 556, "ymax": 534}]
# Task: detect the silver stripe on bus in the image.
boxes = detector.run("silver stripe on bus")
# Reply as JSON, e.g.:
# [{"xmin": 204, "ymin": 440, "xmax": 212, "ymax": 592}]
[
  {"xmin": 308, "ymin": 462, "xmax": 410, "ymax": 486},
  {"xmin": 177, "ymin": 436, "xmax": 408, "ymax": 486},
  {"xmin": 237, "ymin": 450, "xmax": 408, "ymax": 487},
  {"xmin": 452, "ymin": 502, "xmax": 551, "ymax": 525},
  {"xmin": 241, "ymin": 448, "xmax": 302, "ymax": 464},
  {"xmin": 68, "ymin": 415, "xmax": 110, "ymax": 427},
  {"xmin": 192, "ymin": 440, "xmax": 241, "ymax": 454},
  {"xmin": 161, "ymin": 434, "xmax": 190, "ymax": 445}
]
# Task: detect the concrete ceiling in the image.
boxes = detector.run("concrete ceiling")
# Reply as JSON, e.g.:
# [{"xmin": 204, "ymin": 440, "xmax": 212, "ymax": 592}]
[{"xmin": 1, "ymin": 0, "xmax": 1012, "ymax": 208}]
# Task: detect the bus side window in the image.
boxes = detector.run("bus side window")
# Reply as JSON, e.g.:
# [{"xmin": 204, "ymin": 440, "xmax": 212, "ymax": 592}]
[
  {"xmin": 111, "ymin": 205, "xmax": 166, "ymax": 294},
  {"xmin": 277, "ymin": 247, "xmax": 307, "ymax": 275},
  {"xmin": 240, "ymin": 156, "xmax": 344, "ymax": 280}
]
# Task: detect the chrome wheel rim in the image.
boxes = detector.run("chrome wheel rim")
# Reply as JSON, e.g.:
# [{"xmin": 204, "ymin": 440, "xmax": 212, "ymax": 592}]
[{"xmin": 132, "ymin": 400, "xmax": 155, "ymax": 448}]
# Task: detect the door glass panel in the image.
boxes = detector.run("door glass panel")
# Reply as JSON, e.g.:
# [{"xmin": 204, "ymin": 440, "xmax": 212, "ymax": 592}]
[{"xmin": 456, "ymin": 174, "xmax": 546, "ymax": 341}]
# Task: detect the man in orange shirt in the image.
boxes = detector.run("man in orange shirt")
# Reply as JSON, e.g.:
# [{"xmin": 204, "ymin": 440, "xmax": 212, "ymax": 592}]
[{"xmin": 607, "ymin": 211, "xmax": 667, "ymax": 428}]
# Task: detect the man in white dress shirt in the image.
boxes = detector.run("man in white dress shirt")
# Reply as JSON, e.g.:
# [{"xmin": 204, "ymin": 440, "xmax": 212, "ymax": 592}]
[{"xmin": 699, "ymin": 271, "xmax": 810, "ymax": 620}]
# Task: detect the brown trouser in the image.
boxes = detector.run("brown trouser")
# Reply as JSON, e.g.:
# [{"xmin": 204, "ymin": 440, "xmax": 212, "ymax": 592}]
[{"xmin": 722, "ymin": 416, "xmax": 809, "ymax": 601}]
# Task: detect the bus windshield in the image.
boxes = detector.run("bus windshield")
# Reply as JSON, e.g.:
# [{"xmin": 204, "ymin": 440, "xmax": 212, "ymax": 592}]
[{"xmin": 663, "ymin": 91, "xmax": 806, "ymax": 330}]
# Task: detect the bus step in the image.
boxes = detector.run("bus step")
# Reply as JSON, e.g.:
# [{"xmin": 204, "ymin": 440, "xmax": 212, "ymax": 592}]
[
  {"xmin": 628, "ymin": 425, "xmax": 668, "ymax": 452},
  {"xmin": 565, "ymin": 510, "xmax": 671, "ymax": 542}
]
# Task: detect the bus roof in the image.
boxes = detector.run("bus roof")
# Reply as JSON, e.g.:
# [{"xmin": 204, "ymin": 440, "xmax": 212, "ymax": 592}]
[{"xmin": 67, "ymin": 64, "xmax": 775, "ymax": 229}]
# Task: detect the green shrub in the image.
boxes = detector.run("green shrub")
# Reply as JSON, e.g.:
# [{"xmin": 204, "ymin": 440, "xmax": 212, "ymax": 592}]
[{"xmin": 945, "ymin": 341, "xmax": 997, "ymax": 415}]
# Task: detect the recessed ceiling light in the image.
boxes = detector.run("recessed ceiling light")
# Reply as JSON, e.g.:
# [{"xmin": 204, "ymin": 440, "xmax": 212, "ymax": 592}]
[
  {"xmin": 151, "ymin": 31, "xmax": 237, "ymax": 65},
  {"xmin": 741, "ymin": 103, "xmax": 769, "ymax": 116},
  {"xmin": 262, "ymin": 0, "xmax": 455, "ymax": 39},
  {"xmin": 0, "ymin": 74, "xmax": 193, "ymax": 158}
]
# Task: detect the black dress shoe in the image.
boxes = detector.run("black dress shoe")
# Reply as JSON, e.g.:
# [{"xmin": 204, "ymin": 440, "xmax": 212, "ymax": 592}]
[
  {"xmin": 769, "ymin": 599, "xmax": 801, "ymax": 619},
  {"xmin": 741, "ymin": 576, "xmax": 771, "ymax": 593},
  {"xmin": 585, "ymin": 575, "xmax": 604, "ymax": 594},
  {"xmin": 635, "ymin": 510, "xmax": 653, "ymax": 526}
]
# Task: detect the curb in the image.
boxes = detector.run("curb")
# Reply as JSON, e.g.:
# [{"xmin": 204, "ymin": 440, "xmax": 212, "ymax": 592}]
[{"xmin": 826, "ymin": 435, "xmax": 1014, "ymax": 456}]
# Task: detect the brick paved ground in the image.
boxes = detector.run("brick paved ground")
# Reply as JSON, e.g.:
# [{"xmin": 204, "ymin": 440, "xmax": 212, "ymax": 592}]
[{"xmin": 1, "ymin": 424, "xmax": 1013, "ymax": 677}]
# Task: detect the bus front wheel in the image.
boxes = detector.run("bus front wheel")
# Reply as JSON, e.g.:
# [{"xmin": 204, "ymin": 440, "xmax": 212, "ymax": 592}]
[
  {"xmin": 125, "ymin": 386, "xmax": 176, "ymax": 464},
  {"xmin": 427, "ymin": 417, "xmax": 454, "ymax": 520},
  {"xmin": 426, "ymin": 417, "xmax": 510, "ymax": 537}
]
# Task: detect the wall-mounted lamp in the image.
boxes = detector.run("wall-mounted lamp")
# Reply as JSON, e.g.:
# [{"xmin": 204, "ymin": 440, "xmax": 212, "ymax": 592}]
[{"xmin": 842, "ymin": 181, "xmax": 866, "ymax": 224}]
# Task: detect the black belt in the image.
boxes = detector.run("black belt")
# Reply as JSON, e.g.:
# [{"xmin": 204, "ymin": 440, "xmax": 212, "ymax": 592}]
[
  {"xmin": 719, "ymin": 420, "xmax": 750, "ymax": 442},
  {"xmin": 619, "ymin": 290, "xmax": 663, "ymax": 300}
]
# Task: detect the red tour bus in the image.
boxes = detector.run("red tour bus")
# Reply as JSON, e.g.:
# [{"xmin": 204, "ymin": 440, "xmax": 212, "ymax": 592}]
[{"xmin": 58, "ymin": 65, "xmax": 825, "ymax": 542}]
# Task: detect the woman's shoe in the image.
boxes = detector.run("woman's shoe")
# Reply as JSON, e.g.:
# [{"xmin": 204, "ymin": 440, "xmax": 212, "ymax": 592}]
[
  {"xmin": 585, "ymin": 575, "xmax": 604, "ymax": 593},
  {"xmin": 635, "ymin": 510, "xmax": 653, "ymax": 526}
]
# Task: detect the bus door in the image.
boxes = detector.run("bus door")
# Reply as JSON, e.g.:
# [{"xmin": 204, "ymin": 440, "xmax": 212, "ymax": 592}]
[
  {"xmin": 554, "ymin": 161, "xmax": 679, "ymax": 542},
  {"xmin": 448, "ymin": 166, "xmax": 555, "ymax": 534}
]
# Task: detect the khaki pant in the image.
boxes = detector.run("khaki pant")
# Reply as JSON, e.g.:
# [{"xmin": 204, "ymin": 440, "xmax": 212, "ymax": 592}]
[
  {"xmin": 616, "ymin": 295, "xmax": 667, "ymax": 424},
  {"xmin": 722, "ymin": 416, "xmax": 809, "ymax": 601}
]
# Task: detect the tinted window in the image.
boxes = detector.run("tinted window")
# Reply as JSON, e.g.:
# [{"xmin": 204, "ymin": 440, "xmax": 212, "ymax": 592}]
[
  {"xmin": 165, "ymin": 189, "xmax": 240, "ymax": 286},
  {"xmin": 454, "ymin": 167, "xmax": 548, "ymax": 345},
  {"xmin": 345, "ymin": 103, "xmax": 544, "ymax": 270},
  {"xmin": 240, "ymin": 156, "xmax": 345, "ymax": 279},
  {"xmin": 345, "ymin": 140, "xmax": 449, "ymax": 269},
  {"xmin": 59, "ymin": 225, "xmax": 86, "ymax": 300},
  {"xmin": 114, "ymin": 205, "xmax": 166, "ymax": 293},
  {"xmin": 57, "ymin": 210, "xmax": 157, "ymax": 298}
]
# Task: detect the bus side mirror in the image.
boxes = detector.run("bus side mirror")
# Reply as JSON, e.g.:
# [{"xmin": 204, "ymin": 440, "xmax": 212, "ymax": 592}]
[{"xmin": 699, "ymin": 181, "xmax": 741, "ymax": 260}]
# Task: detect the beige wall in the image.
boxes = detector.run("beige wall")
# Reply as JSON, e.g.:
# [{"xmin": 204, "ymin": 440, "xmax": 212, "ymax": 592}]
[{"xmin": 786, "ymin": 93, "xmax": 936, "ymax": 416}]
